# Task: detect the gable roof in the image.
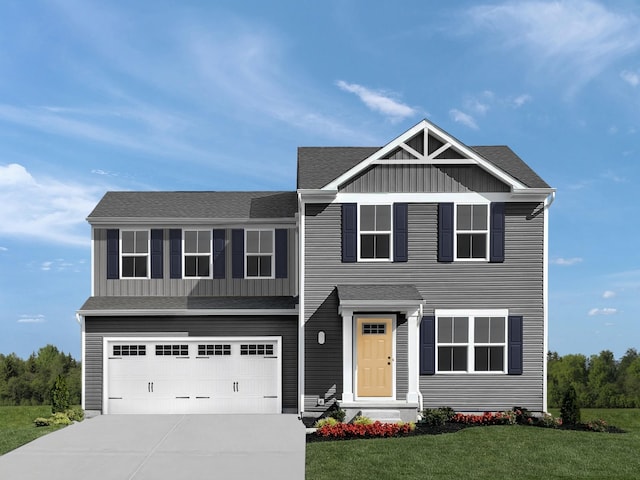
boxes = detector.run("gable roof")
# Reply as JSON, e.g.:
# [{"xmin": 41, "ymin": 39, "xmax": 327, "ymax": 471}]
[
  {"xmin": 297, "ymin": 120, "xmax": 550, "ymax": 190},
  {"xmin": 88, "ymin": 191, "xmax": 297, "ymax": 222}
]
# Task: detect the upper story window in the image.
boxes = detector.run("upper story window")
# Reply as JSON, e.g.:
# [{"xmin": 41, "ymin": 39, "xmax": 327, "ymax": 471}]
[
  {"xmin": 246, "ymin": 230, "xmax": 274, "ymax": 278},
  {"xmin": 455, "ymin": 204, "xmax": 489, "ymax": 260},
  {"xmin": 121, "ymin": 230, "xmax": 149, "ymax": 278},
  {"xmin": 184, "ymin": 230, "xmax": 211, "ymax": 277},
  {"xmin": 436, "ymin": 312, "xmax": 506, "ymax": 373},
  {"xmin": 359, "ymin": 205, "xmax": 392, "ymax": 260}
]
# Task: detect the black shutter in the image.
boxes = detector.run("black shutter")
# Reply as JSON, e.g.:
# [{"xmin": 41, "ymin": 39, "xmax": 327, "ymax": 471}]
[
  {"xmin": 169, "ymin": 229, "xmax": 182, "ymax": 279},
  {"xmin": 393, "ymin": 203, "xmax": 408, "ymax": 262},
  {"xmin": 213, "ymin": 229, "xmax": 226, "ymax": 279},
  {"xmin": 420, "ymin": 315, "xmax": 436, "ymax": 375},
  {"xmin": 508, "ymin": 315, "xmax": 523, "ymax": 375},
  {"xmin": 150, "ymin": 229, "xmax": 163, "ymax": 279},
  {"xmin": 342, "ymin": 203, "xmax": 357, "ymax": 263},
  {"xmin": 275, "ymin": 229, "xmax": 287, "ymax": 278},
  {"xmin": 490, "ymin": 202, "xmax": 505, "ymax": 263},
  {"xmin": 232, "ymin": 229, "xmax": 244, "ymax": 279},
  {"xmin": 106, "ymin": 229, "xmax": 119, "ymax": 279},
  {"xmin": 438, "ymin": 203, "xmax": 454, "ymax": 262}
]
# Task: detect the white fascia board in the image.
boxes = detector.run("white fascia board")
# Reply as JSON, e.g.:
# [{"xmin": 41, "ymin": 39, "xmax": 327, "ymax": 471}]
[
  {"xmin": 88, "ymin": 217, "xmax": 296, "ymax": 226},
  {"xmin": 339, "ymin": 300, "xmax": 422, "ymax": 313},
  {"xmin": 333, "ymin": 191, "xmax": 550, "ymax": 204},
  {"xmin": 322, "ymin": 119, "xmax": 529, "ymax": 191},
  {"xmin": 511, "ymin": 188, "xmax": 557, "ymax": 200},
  {"xmin": 78, "ymin": 308, "xmax": 298, "ymax": 317}
]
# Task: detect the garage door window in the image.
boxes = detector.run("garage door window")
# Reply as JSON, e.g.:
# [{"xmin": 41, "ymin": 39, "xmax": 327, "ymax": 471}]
[
  {"xmin": 113, "ymin": 345, "xmax": 146, "ymax": 356},
  {"xmin": 198, "ymin": 344, "xmax": 231, "ymax": 356},
  {"xmin": 241, "ymin": 344, "xmax": 274, "ymax": 356},
  {"xmin": 156, "ymin": 344, "xmax": 189, "ymax": 356}
]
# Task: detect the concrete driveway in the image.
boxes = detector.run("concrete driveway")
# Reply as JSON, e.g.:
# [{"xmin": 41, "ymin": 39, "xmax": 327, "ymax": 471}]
[{"xmin": 0, "ymin": 414, "xmax": 306, "ymax": 480}]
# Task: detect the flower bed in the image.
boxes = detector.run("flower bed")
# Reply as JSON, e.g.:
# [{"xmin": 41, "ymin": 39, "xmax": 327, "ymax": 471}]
[{"xmin": 315, "ymin": 421, "xmax": 414, "ymax": 439}]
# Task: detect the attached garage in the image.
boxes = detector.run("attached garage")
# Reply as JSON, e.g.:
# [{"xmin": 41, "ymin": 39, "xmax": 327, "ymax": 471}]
[{"xmin": 104, "ymin": 337, "xmax": 282, "ymax": 414}]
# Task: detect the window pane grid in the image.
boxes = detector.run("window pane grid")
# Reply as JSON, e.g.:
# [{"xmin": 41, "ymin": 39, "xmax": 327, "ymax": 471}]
[
  {"xmin": 359, "ymin": 205, "xmax": 391, "ymax": 260},
  {"xmin": 198, "ymin": 344, "xmax": 231, "ymax": 356},
  {"xmin": 184, "ymin": 230, "xmax": 211, "ymax": 277},
  {"xmin": 455, "ymin": 204, "xmax": 488, "ymax": 260},
  {"xmin": 436, "ymin": 314, "xmax": 506, "ymax": 373},
  {"xmin": 155, "ymin": 344, "xmax": 189, "ymax": 356},
  {"xmin": 240, "ymin": 344, "xmax": 275, "ymax": 356},
  {"xmin": 121, "ymin": 230, "xmax": 149, "ymax": 278},
  {"xmin": 113, "ymin": 345, "xmax": 146, "ymax": 356},
  {"xmin": 246, "ymin": 230, "xmax": 274, "ymax": 277}
]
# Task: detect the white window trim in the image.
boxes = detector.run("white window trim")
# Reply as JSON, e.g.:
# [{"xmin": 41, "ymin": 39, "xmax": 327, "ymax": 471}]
[
  {"xmin": 120, "ymin": 229, "xmax": 150, "ymax": 279},
  {"xmin": 435, "ymin": 309, "xmax": 508, "ymax": 374},
  {"xmin": 182, "ymin": 229, "xmax": 213, "ymax": 279},
  {"xmin": 453, "ymin": 203, "xmax": 490, "ymax": 262},
  {"xmin": 357, "ymin": 203, "xmax": 393, "ymax": 262},
  {"xmin": 245, "ymin": 229, "xmax": 275, "ymax": 279}
]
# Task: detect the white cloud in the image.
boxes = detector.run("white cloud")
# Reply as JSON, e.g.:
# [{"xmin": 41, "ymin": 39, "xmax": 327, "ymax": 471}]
[
  {"xmin": 449, "ymin": 109, "xmax": 478, "ymax": 130},
  {"xmin": 512, "ymin": 94, "xmax": 532, "ymax": 108},
  {"xmin": 621, "ymin": 70, "xmax": 640, "ymax": 87},
  {"xmin": 0, "ymin": 246, "xmax": 7, "ymax": 251},
  {"xmin": 551, "ymin": 257, "xmax": 583, "ymax": 266},
  {"xmin": 0, "ymin": 163, "xmax": 100, "ymax": 246},
  {"xmin": 588, "ymin": 308, "xmax": 618, "ymax": 316},
  {"xmin": 336, "ymin": 81, "xmax": 417, "ymax": 122},
  {"xmin": 17, "ymin": 314, "xmax": 46, "ymax": 324},
  {"xmin": 467, "ymin": 1, "xmax": 640, "ymax": 92},
  {"xmin": 603, "ymin": 290, "xmax": 616, "ymax": 299}
]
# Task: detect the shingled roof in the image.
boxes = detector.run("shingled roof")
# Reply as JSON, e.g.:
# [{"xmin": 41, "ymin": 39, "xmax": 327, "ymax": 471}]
[
  {"xmin": 88, "ymin": 191, "xmax": 297, "ymax": 221},
  {"xmin": 297, "ymin": 145, "xmax": 550, "ymax": 190}
]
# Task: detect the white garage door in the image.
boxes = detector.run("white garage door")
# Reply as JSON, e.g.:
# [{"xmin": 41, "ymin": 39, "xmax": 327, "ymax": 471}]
[{"xmin": 104, "ymin": 337, "xmax": 281, "ymax": 414}]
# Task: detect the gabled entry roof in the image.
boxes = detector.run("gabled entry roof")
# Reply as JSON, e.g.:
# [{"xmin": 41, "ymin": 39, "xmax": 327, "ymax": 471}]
[{"xmin": 297, "ymin": 119, "xmax": 550, "ymax": 190}]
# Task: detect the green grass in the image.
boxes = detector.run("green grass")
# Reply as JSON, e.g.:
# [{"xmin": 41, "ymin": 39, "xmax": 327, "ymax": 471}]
[
  {"xmin": 0, "ymin": 406, "xmax": 66, "ymax": 455},
  {"xmin": 306, "ymin": 409, "xmax": 640, "ymax": 479}
]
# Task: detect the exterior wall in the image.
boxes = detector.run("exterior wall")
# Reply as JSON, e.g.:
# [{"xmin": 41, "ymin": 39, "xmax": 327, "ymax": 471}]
[
  {"xmin": 93, "ymin": 227, "xmax": 296, "ymax": 297},
  {"xmin": 339, "ymin": 165, "xmax": 510, "ymax": 193},
  {"xmin": 303, "ymin": 202, "xmax": 544, "ymax": 412},
  {"xmin": 84, "ymin": 315, "xmax": 298, "ymax": 412}
]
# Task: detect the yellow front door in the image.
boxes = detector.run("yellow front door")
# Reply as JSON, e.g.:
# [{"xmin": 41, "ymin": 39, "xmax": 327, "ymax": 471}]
[{"xmin": 356, "ymin": 317, "xmax": 393, "ymax": 397}]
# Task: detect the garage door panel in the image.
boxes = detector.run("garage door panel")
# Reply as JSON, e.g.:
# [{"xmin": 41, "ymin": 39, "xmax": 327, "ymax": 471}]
[{"xmin": 106, "ymin": 338, "xmax": 281, "ymax": 414}]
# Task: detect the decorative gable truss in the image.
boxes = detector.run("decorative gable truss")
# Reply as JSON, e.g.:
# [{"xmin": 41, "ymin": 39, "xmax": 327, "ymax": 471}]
[{"xmin": 323, "ymin": 119, "xmax": 528, "ymax": 193}]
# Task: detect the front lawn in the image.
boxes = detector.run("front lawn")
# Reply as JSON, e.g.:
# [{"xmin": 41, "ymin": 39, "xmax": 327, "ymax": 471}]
[
  {"xmin": 306, "ymin": 409, "xmax": 640, "ymax": 479},
  {"xmin": 0, "ymin": 406, "xmax": 66, "ymax": 455}
]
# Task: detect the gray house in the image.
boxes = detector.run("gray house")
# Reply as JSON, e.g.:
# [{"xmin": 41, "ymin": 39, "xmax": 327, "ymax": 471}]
[{"xmin": 78, "ymin": 119, "xmax": 555, "ymax": 420}]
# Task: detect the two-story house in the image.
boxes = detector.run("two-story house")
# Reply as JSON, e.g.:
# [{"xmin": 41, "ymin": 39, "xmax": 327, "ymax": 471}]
[{"xmin": 77, "ymin": 119, "xmax": 555, "ymax": 421}]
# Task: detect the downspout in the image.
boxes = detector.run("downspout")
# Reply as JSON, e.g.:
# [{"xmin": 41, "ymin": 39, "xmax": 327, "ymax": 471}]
[
  {"xmin": 542, "ymin": 190, "xmax": 555, "ymax": 413},
  {"xmin": 76, "ymin": 313, "xmax": 86, "ymax": 411},
  {"xmin": 417, "ymin": 303, "xmax": 424, "ymax": 413}
]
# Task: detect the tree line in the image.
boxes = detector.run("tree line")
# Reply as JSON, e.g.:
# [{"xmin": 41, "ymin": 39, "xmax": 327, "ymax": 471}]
[
  {"xmin": 1, "ymin": 345, "xmax": 639, "ymax": 408},
  {"xmin": 0, "ymin": 345, "xmax": 81, "ymax": 406},
  {"xmin": 548, "ymin": 349, "xmax": 640, "ymax": 408}
]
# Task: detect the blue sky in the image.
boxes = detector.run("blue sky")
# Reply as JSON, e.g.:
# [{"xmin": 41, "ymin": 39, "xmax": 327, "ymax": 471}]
[{"xmin": 1, "ymin": 0, "xmax": 639, "ymax": 360}]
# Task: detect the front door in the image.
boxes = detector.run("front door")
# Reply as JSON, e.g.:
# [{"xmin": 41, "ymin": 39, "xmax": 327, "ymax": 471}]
[{"xmin": 356, "ymin": 317, "xmax": 393, "ymax": 398}]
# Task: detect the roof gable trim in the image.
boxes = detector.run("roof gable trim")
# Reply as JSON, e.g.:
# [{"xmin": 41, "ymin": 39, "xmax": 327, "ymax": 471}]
[{"xmin": 322, "ymin": 119, "xmax": 527, "ymax": 191}]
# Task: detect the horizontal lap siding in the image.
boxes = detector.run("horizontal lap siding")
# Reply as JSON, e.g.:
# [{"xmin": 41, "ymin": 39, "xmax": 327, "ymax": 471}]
[
  {"xmin": 339, "ymin": 165, "xmax": 510, "ymax": 193},
  {"xmin": 94, "ymin": 228, "xmax": 296, "ymax": 297},
  {"xmin": 85, "ymin": 316, "xmax": 298, "ymax": 412},
  {"xmin": 304, "ymin": 202, "xmax": 544, "ymax": 411}
]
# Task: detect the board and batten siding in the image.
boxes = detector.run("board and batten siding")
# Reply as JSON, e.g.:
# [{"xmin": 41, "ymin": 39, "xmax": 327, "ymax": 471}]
[
  {"xmin": 93, "ymin": 228, "xmax": 296, "ymax": 297},
  {"xmin": 339, "ymin": 165, "xmax": 510, "ymax": 193},
  {"xmin": 84, "ymin": 316, "xmax": 298, "ymax": 412},
  {"xmin": 303, "ymin": 202, "xmax": 544, "ymax": 412}
]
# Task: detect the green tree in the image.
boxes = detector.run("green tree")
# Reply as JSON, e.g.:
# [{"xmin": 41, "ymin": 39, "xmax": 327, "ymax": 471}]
[{"xmin": 547, "ymin": 352, "xmax": 587, "ymax": 407}]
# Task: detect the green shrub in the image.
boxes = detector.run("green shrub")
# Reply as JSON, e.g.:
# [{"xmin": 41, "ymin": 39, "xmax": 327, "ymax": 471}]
[
  {"xmin": 314, "ymin": 417, "xmax": 339, "ymax": 428},
  {"xmin": 420, "ymin": 407, "xmax": 456, "ymax": 426},
  {"xmin": 33, "ymin": 417, "xmax": 51, "ymax": 427},
  {"xmin": 66, "ymin": 406, "xmax": 84, "ymax": 422},
  {"xmin": 560, "ymin": 385, "xmax": 581, "ymax": 425},
  {"xmin": 51, "ymin": 375, "xmax": 70, "ymax": 414},
  {"xmin": 352, "ymin": 415, "xmax": 373, "ymax": 425},
  {"xmin": 51, "ymin": 412, "xmax": 72, "ymax": 425},
  {"xmin": 326, "ymin": 404, "xmax": 346, "ymax": 422}
]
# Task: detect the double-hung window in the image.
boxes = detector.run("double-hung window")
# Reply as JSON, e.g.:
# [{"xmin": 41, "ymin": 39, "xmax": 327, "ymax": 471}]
[
  {"xmin": 359, "ymin": 205, "xmax": 391, "ymax": 260},
  {"xmin": 184, "ymin": 230, "xmax": 211, "ymax": 277},
  {"xmin": 455, "ymin": 204, "xmax": 489, "ymax": 260},
  {"xmin": 246, "ymin": 230, "xmax": 274, "ymax": 278},
  {"xmin": 121, "ymin": 230, "xmax": 149, "ymax": 278},
  {"xmin": 436, "ymin": 311, "xmax": 507, "ymax": 373}
]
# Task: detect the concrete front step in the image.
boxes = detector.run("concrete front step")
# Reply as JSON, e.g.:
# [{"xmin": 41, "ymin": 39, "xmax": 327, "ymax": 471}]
[{"xmin": 358, "ymin": 409, "xmax": 403, "ymax": 423}]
